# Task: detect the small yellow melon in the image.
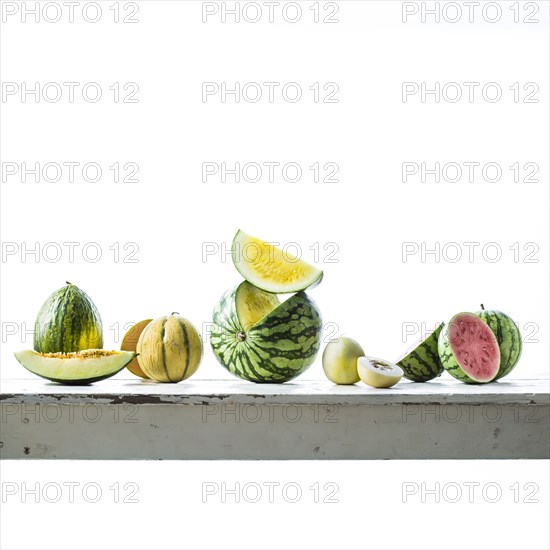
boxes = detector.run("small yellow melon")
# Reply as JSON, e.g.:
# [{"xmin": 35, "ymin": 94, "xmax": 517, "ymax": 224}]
[
  {"xmin": 137, "ymin": 313, "xmax": 203, "ymax": 383},
  {"xmin": 322, "ymin": 336, "xmax": 365, "ymax": 385}
]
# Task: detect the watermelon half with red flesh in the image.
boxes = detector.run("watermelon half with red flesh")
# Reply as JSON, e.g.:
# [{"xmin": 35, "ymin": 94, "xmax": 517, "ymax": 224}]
[{"xmin": 438, "ymin": 312, "xmax": 500, "ymax": 384}]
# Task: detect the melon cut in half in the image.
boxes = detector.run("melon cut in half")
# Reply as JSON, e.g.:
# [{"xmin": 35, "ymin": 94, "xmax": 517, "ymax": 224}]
[
  {"xmin": 232, "ymin": 230, "xmax": 323, "ymax": 294},
  {"xmin": 438, "ymin": 312, "xmax": 500, "ymax": 384},
  {"xmin": 357, "ymin": 356, "xmax": 404, "ymax": 388},
  {"xmin": 14, "ymin": 349, "xmax": 135, "ymax": 385}
]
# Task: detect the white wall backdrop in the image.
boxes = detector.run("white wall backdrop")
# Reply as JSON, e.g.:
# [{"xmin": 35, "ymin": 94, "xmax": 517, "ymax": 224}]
[
  {"xmin": 2, "ymin": 1, "xmax": 548, "ymax": 381},
  {"xmin": 1, "ymin": 2, "xmax": 548, "ymax": 549}
]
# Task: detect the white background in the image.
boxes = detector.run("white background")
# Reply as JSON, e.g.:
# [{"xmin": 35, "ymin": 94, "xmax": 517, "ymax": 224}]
[{"xmin": 1, "ymin": 1, "xmax": 549, "ymax": 549}]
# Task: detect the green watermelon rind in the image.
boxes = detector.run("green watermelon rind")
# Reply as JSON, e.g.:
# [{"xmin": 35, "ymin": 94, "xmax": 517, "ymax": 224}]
[
  {"xmin": 34, "ymin": 283, "xmax": 103, "ymax": 354},
  {"xmin": 210, "ymin": 285, "xmax": 322, "ymax": 383},
  {"xmin": 397, "ymin": 323, "xmax": 445, "ymax": 382},
  {"xmin": 476, "ymin": 309, "xmax": 522, "ymax": 380},
  {"xmin": 438, "ymin": 313, "xmax": 500, "ymax": 385}
]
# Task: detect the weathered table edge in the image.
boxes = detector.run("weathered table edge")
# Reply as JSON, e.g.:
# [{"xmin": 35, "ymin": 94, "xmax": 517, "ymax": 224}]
[
  {"xmin": 2, "ymin": 379, "xmax": 549, "ymax": 460},
  {"xmin": 1, "ymin": 378, "xmax": 549, "ymax": 406}
]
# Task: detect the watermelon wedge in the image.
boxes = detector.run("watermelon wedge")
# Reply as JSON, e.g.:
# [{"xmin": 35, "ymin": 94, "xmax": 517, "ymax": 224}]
[
  {"xmin": 397, "ymin": 323, "xmax": 444, "ymax": 382},
  {"xmin": 232, "ymin": 230, "xmax": 323, "ymax": 294}
]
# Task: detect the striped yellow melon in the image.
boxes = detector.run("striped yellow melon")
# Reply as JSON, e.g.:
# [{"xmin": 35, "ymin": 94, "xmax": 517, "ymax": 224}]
[{"xmin": 136, "ymin": 314, "xmax": 203, "ymax": 383}]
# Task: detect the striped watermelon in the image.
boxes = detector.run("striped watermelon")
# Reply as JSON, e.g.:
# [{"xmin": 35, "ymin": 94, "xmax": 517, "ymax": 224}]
[
  {"xmin": 34, "ymin": 282, "xmax": 103, "ymax": 353},
  {"xmin": 438, "ymin": 312, "xmax": 500, "ymax": 384},
  {"xmin": 476, "ymin": 305, "xmax": 522, "ymax": 380},
  {"xmin": 210, "ymin": 281, "xmax": 322, "ymax": 383},
  {"xmin": 397, "ymin": 323, "xmax": 444, "ymax": 382}
]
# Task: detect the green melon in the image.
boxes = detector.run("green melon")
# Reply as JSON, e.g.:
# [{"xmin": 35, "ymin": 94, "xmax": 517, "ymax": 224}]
[
  {"xmin": 476, "ymin": 305, "xmax": 522, "ymax": 380},
  {"xmin": 210, "ymin": 281, "xmax": 322, "ymax": 383},
  {"xmin": 34, "ymin": 282, "xmax": 103, "ymax": 353},
  {"xmin": 397, "ymin": 323, "xmax": 444, "ymax": 382},
  {"xmin": 14, "ymin": 349, "xmax": 134, "ymax": 385}
]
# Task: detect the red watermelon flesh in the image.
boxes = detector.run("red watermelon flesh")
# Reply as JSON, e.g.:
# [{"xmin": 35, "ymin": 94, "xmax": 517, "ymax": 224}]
[{"xmin": 448, "ymin": 313, "xmax": 500, "ymax": 383}]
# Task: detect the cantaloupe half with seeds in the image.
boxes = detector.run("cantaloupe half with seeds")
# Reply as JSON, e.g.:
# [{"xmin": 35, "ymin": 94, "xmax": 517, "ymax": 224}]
[
  {"xmin": 14, "ymin": 349, "xmax": 135, "ymax": 385},
  {"xmin": 232, "ymin": 230, "xmax": 323, "ymax": 294},
  {"xmin": 121, "ymin": 319, "xmax": 152, "ymax": 378}
]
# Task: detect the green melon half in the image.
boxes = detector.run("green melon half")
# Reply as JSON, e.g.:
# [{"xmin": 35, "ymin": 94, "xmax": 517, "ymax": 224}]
[{"xmin": 14, "ymin": 349, "xmax": 135, "ymax": 385}]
